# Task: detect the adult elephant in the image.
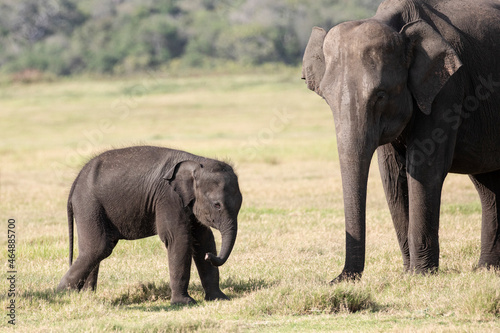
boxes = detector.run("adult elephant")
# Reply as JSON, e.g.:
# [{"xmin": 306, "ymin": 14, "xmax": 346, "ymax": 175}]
[{"xmin": 302, "ymin": 0, "xmax": 500, "ymax": 281}]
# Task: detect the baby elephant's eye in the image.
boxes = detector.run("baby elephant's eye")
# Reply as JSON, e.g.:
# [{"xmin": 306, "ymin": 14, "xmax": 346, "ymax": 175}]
[{"xmin": 213, "ymin": 202, "xmax": 222, "ymax": 210}]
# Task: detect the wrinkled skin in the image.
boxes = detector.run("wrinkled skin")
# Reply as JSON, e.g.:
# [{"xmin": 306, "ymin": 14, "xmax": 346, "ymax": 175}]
[
  {"xmin": 57, "ymin": 146, "xmax": 242, "ymax": 305},
  {"xmin": 302, "ymin": 0, "xmax": 500, "ymax": 281}
]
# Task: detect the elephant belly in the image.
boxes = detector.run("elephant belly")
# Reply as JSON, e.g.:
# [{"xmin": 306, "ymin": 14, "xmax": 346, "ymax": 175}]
[
  {"xmin": 106, "ymin": 209, "xmax": 157, "ymax": 240},
  {"xmin": 454, "ymin": 98, "xmax": 500, "ymax": 175},
  {"xmin": 451, "ymin": 130, "xmax": 500, "ymax": 175},
  {"xmin": 450, "ymin": 150, "xmax": 500, "ymax": 175}
]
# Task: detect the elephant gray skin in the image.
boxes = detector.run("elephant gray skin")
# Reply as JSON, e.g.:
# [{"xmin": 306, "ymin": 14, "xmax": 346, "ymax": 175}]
[
  {"xmin": 57, "ymin": 146, "xmax": 242, "ymax": 305},
  {"xmin": 302, "ymin": 0, "xmax": 500, "ymax": 281}
]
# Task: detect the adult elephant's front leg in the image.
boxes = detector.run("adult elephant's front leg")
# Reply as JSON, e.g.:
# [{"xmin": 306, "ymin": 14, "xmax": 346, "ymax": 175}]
[
  {"xmin": 406, "ymin": 162, "xmax": 445, "ymax": 273},
  {"xmin": 377, "ymin": 144, "xmax": 410, "ymax": 271}
]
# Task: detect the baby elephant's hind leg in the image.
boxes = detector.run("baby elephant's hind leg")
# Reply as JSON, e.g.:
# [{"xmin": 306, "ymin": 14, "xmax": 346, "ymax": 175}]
[
  {"xmin": 81, "ymin": 264, "xmax": 101, "ymax": 291},
  {"xmin": 57, "ymin": 217, "xmax": 117, "ymax": 292},
  {"xmin": 82, "ymin": 238, "xmax": 119, "ymax": 291}
]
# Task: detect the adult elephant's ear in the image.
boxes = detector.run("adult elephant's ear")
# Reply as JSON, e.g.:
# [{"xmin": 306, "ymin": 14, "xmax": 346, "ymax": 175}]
[
  {"xmin": 401, "ymin": 20, "xmax": 462, "ymax": 115},
  {"xmin": 302, "ymin": 27, "xmax": 327, "ymax": 96},
  {"xmin": 163, "ymin": 160, "xmax": 201, "ymax": 207}
]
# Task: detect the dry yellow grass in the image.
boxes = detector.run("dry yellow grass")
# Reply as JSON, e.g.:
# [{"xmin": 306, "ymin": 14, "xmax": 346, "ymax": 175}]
[{"xmin": 0, "ymin": 69, "xmax": 498, "ymax": 332}]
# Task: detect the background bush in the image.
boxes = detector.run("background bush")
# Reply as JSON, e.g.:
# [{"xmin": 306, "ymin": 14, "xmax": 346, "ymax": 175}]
[{"xmin": 0, "ymin": 0, "xmax": 382, "ymax": 75}]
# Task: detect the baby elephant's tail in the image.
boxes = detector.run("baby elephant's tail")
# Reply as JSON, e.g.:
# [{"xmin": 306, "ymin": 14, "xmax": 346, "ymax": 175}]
[
  {"xmin": 67, "ymin": 182, "xmax": 76, "ymax": 267},
  {"xmin": 67, "ymin": 200, "xmax": 74, "ymax": 267}
]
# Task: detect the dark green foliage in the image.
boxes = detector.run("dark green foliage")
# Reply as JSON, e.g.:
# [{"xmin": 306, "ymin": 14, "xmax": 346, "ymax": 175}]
[{"xmin": 0, "ymin": 0, "xmax": 382, "ymax": 75}]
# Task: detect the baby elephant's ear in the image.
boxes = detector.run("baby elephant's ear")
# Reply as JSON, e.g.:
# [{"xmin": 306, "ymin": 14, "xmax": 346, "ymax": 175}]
[
  {"xmin": 163, "ymin": 160, "xmax": 202, "ymax": 207},
  {"xmin": 163, "ymin": 160, "xmax": 200, "ymax": 181}
]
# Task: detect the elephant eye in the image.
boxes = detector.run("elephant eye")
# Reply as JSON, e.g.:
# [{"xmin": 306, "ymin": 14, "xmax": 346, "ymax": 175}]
[
  {"xmin": 376, "ymin": 91, "xmax": 387, "ymax": 99},
  {"xmin": 213, "ymin": 202, "xmax": 222, "ymax": 210}
]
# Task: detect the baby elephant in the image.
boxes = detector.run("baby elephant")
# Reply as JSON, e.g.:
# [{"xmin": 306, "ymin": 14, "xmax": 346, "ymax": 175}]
[{"xmin": 57, "ymin": 146, "xmax": 242, "ymax": 305}]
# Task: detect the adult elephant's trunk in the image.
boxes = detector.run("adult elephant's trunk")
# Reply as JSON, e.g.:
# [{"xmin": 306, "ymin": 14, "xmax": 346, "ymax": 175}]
[
  {"xmin": 205, "ymin": 220, "xmax": 237, "ymax": 267},
  {"xmin": 334, "ymin": 134, "xmax": 377, "ymax": 282}
]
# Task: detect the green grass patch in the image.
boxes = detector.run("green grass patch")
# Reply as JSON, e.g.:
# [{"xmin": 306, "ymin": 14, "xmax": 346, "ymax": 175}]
[{"xmin": 442, "ymin": 202, "xmax": 481, "ymax": 215}]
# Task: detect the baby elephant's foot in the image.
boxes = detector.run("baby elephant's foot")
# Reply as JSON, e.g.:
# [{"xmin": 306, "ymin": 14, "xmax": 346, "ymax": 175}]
[
  {"xmin": 171, "ymin": 295, "xmax": 196, "ymax": 306},
  {"xmin": 205, "ymin": 290, "xmax": 229, "ymax": 301}
]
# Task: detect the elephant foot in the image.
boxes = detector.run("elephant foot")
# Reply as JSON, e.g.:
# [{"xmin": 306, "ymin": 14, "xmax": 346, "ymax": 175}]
[
  {"xmin": 475, "ymin": 260, "xmax": 500, "ymax": 272},
  {"xmin": 330, "ymin": 270, "xmax": 362, "ymax": 284},
  {"xmin": 56, "ymin": 278, "xmax": 83, "ymax": 292},
  {"xmin": 477, "ymin": 254, "xmax": 500, "ymax": 271},
  {"xmin": 56, "ymin": 284, "xmax": 76, "ymax": 293},
  {"xmin": 171, "ymin": 295, "xmax": 196, "ymax": 306},
  {"xmin": 56, "ymin": 281, "xmax": 69, "ymax": 293},
  {"xmin": 408, "ymin": 265, "xmax": 438, "ymax": 275},
  {"xmin": 205, "ymin": 290, "xmax": 229, "ymax": 301}
]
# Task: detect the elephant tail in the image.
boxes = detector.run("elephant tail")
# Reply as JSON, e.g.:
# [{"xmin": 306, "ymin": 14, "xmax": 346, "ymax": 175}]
[
  {"xmin": 67, "ymin": 200, "xmax": 74, "ymax": 267},
  {"xmin": 67, "ymin": 181, "xmax": 76, "ymax": 267}
]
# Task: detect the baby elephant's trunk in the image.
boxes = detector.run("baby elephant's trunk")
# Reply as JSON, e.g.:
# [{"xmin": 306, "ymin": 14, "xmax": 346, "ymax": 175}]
[{"xmin": 205, "ymin": 221, "xmax": 237, "ymax": 266}]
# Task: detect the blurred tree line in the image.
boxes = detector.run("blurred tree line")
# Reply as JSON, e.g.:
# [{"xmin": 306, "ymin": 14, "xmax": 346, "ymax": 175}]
[{"xmin": 0, "ymin": 0, "xmax": 382, "ymax": 76}]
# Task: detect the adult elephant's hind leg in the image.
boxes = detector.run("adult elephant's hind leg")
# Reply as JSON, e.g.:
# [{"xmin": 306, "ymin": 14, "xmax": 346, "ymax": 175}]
[
  {"xmin": 377, "ymin": 144, "xmax": 410, "ymax": 271},
  {"xmin": 469, "ymin": 170, "xmax": 500, "ymax": 269}
]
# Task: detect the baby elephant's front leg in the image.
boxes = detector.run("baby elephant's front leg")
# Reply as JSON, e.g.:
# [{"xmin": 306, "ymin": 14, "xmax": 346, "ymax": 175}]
[
  {"xmin": 192, "ymin": 221, "xmax": 229, "ymax": 301},
  {"xmin": 156, "ymin": 198, "xmax": 197, "ymax": 305},
  {"xmin": 165, "ymin": 229, "xmax": 196, "ymax": 305}
]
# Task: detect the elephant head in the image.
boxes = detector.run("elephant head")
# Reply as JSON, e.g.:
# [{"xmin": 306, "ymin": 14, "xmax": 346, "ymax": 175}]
[
  {"xmin": 302, "ymin": 19, "xmax": 462, "ymax": 279},
  {"xmin": 164, "ymin": 160, "xmax": 242, "ymax": 267}
]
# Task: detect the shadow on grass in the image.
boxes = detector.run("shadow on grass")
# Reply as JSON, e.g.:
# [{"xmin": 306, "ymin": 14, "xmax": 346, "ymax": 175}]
[
  {"xmin": 111, "ymin": 277, "xmax": 275, "ymax": 311},
  {"xmin": 111, "ymin": 281, "xmax": 172, "ymax": 306},
  {"xmin": 14, "ymin": 288, "xmax": 71, "ymax": 305},
  {"xmin": 221, "ymin": 277, "xmax": 277, "ymax": 297}
]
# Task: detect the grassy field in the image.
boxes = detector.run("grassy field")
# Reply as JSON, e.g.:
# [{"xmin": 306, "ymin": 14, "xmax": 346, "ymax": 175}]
[{"xmin": 1, "ymin": 69, "xmax": 499, "ymax": 332}]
